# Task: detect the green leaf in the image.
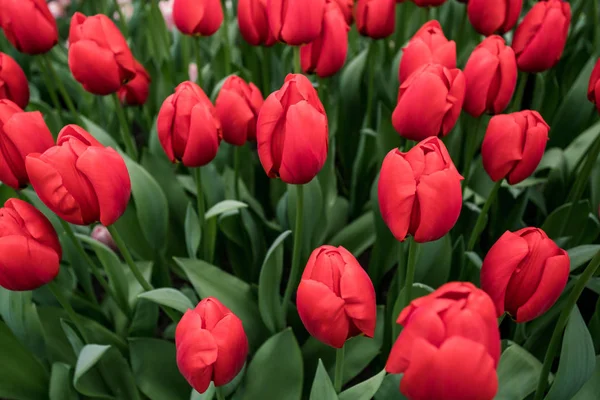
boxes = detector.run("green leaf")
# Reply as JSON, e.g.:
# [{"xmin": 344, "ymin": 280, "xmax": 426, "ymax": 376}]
[
  {"xmin": 138, "ymin": 288, "xmax": 194, "ymax": 314},
  {"xmin": 414, "ymin": 235, "xmax": 453, "ymax": 288},
  {"xmin": 288, "ymin": 178, "xmax": 325, "ymax": 259},
  {"xmin": 0, "ymin": 287, "xmax": 46, "ymax": 359},
  {"xmin": 205, "ymin": 200, "xmax": 248, "ymax": 219},
  {"xmin": 568, "ymin": 245, "xmax": 600, "ymax": 271},
  {"xmin": 49, "ymin": 363, "xmax": 78, "ymax": 400},
  {"xmin": 374, "ymin": 374, "xmax": 406, "ymax": 400},
  {"xmin": 184, "ymin": 203, "xmax": 201, "ymax": 258},
  {"xmin": 310, "ymin": 360, "xmax": 338, "ymax": 400},
  {"xmin": 80, "ymin": 116, "xmax": 120, "ymax": 149},
  {"xmin": 573, "ymin": 355, "xmax": 600, "ymax": 400},
  {"xmin": 74, "ymin": 345, "xmax": 111, "ymax": 384},
  {"xmin": 330, "ymin": 212, "xmax": 375, "ymax": 258},
  {"xmin": 243, "ymin": 329, "xmax": 303, "ymax": 400},
  {"xmin": 495, "ymin": 343, "xmax": 543, "ymax": 400},
  {"xmin": 541, "ymin": 200, "xmax": 590, "ymax": 241},
  {"xmin": 258, "ymin": 230, "xmax": 292, "ymax": 334},
  {"xmin": 339, "ymin": 370, "xmax": 386, "ymax": 400}
]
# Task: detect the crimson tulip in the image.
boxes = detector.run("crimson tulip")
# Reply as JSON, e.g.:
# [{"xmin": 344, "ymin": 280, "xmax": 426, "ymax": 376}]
[
  {"xmin": 257, "ymin": 74, "xmax": 328, "ymax": 184},
  {"xmin": 378, "ymin": 137, "xmax": 463, "ymax": 243},
  {"xmin": 467, "ymin": 0, "xmax": 522, "ymax": 36},
  {"xmin": 215, "ymin": 76, "xmax": 263, "ymax": 146},
  {"xmin": 356, "ymin": 0, "xmax": 395, "ymax": 39},
  {"xmin": 297, "ymin": 245, "xmax": 376, "ymax": 348},
  {"xmin": 463, "ymin": 35, "xmax": 517, "ymax": 117},
  {"xmin": 157, "ymin": 81, "xmax": 222, "ymax": 167},
  {"xmin": 588, "ymin": 58, "xmax": 600, "ymax": 114},
  {"xmin": 238, "ymin": 0, "xmax": 276, "ymax": 46},
  {"xmin": 481, "ymin": 110, "xmax": 549, "ymax": 185},
  {"xmin": 481, "ymin": 228, "xmax": 570, "ymax": 322},
  {"xmin": 118, "ymin": 59, "xmax": 151, "ymax": 106},
  {"xmin": 0, "ymin": 0, "xmax": 58, "ymax": 54},
  {"xmin": 26, "ymin": 125, "xmax": 131, "ymax": 226},
  {"xmin": 176, "ymin": 297, "xmax": 248, "ymax": 394},
  {"xmin": 331, "ymin": 0, "xmax": 354, "ymax": 25},
  {"xmin": 512, "ymin": 0, "xmax": 571, "ymax": 73},
  {"xmin": 173, "ymin": 0, "xmax": 223, "ymax": 36},
  {"xmin": 267, "ymin": 0, "xmax": 325, "ymax": 45},
  {"xmin": 392, "ymin": 64, "xmax": 465, "ymax": 141},
  {"xmin": 0, "ymin": 53, "xmax": 29, "ymax": 108},
  {"xmin": 68, "ymin": 12, "xmax": 136, "ymax": 95},
  {"xmin": 386, "ymin": 282, "xmax": 500, "ymax": 400}
]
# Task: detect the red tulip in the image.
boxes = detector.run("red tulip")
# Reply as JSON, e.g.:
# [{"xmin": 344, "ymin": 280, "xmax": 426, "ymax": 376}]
[
  {"xmin": 238, "ymin": 0, "xmax": 276, "ymax": 46},
  {"xmin": 0, "ymin": 199, "xmax": 61, "ymax": 291},
  {"xmin": 386, "ymin": 282, "xmax": 500, "ymax": 400},
  {"xmin": 398, "ymin": 0, "xmax": 447, "ymax": 6},
  {"xmin": 481, "ymin": 228, "xmax": 569, "ymax": 322},
  {"xmin": 257, "ymin": 74, "xmax": 328, "ymax": 184},
  {"xmin": 467, "ymin": 0, "xmax": 522, "ymax": 36},
  {"xmin": 173, "ymin": 0, "xmax": 223, "ymax": 36},
  {"xmin": 176, "ymin": 297, "xmax": 248, "ymax": 394},
  {"xmin": 68, "ymin": 12, "xmax": 136, "ymax": 95},
  {"xmin": 0, "ymin": 52, "xmax": 30, "ymax": 108},
  {"xmin": 463, "ymin": 35, "xmax": 517, "ymax": 117},
  {"xmin": 398, "ymin": 20, "xmax": 456, "ymax": 83},
  {"xmin": 481, "ymin": 110, "xmax": 549, "ymax": 185},
  {"xmin": 26, "ymin": 125, "xmax": 131, "ymax": 226},
  {"xmin": 356, "ymin": 0, "xmax": 395, "ymax": 39},
  {"xmin": 215, "ymin": 76, "xmax": 263, "ymax": 146},
  {"xmin": 267, "ymin": 0, "xmax": 326, "ymax": 45},
  {"xmin": 512, "ymin": 0, "xmax": 571, "ymax": 73},
  {"xmin": 157, "ymin": 81, "xmax": 222, "ymax": 167},
  {"xmin": 331, "ymin": 0, "xmax": 354, "ymax": 25},
  {"xmin": 300, "ymin": 2, "xmax": 349, "ymax": 78},
  {"xmin": 588, "ymin": 58, "xmax": 600, "ymax": 114},
  {"xmin": 118, "ymin": 59, "xmax": 151, "ymax": 106},
  {"xmin": 0, "ymin": 100, "xmax": 54, "ymax": 190},
  {"xmin": 378, "ymin": 137, "xmax": 462, "ymax": 243},
  {"xmin": 0, "ymin": 0, "xmax": 58, "ymax": 54},
  {"xmin": 297, "ymin": 245, "xmax": 376, "ymax": 348},
  {"xmin": 392, "ymin": 64, "xmax": 465, "ymax": 141}
]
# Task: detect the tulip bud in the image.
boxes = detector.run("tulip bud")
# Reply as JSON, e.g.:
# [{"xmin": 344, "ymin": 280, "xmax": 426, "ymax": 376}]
[
  {"xmin": 588, "ymin": 58, "xmax": 600, "ymax": 115},
  {"xmin": 188, "ymin": 62, "xmax": 199, "ymax": 83},
  {"xmin": 176, "ymin": 297, "xmax": 248, "ymax": 394},
  {"xmin": 463, "ymin": 35, "xmax": 517, "ymax": 117},
  {"xmin": 118, "ymin": 60, "xmax": 151, "ymax": 106},
  {"xmin": 398, "ymin": 20, "xmax": 456, "ymax": 83},
  {"xmin": 398, "ymin": 0, "xmax": 447, "ymax": 6},
  {"xmin": 512, "ymin": 0, "xmax": 571, "ymax": 73},
  {"xmin": 392, "ymin": 64, "xmax": 465, "ymax": 141},
  {"xmin": 481, "ymin": 228, "xmax": 570, "ymax": 322},
  {"xmin": 238, "ymin": 0, "xmax": 276, "ymax": 46},
  {"xmin": 0, "ymin": 100, "xmax": 54, "ymax": 190},
  {"xmin": 91, "ymin": 225, "xmax": 118, "ymax": 252},
  {"xmin": 0, "ymin": 53, "xmax": 30, "ymax": 109},
  {"xmin": 267, "ymin": 0, "xmax": 326, "ymax": 45},
  {"xmin": 215, "ymin": 76, "xmax": 263, "ymax": 146},
  {"xmin": 379, "ymin": 138, "xmax": 462, "ymax": 243},
  {"xmin": 386, "ymin": 282, "xmax": 500, "ymax": 400},
  {"xmin": 68, "ymin": 13, "xmax": 136, "ymax": 95},
  {"xmin": 157, "ymin": 81, "xmax": 222, "ymax": 167},
  {"xmin": 331, "ymin": 0, "xmax": 354, "ymax": 25},
  {"xmin": 356, "ymin": 0, "xmax": 395, "ymax": 39},
  {"xmin": 0, "ymin": 0, "xmax": 58, "ymax": 54},
  {"xmin": 297, "ymin": 245, "xmax": 376, "ymax": 348},
  {"xmin": 300, "ymin": 2, "xmax": 349, "ymax": 78},
  {"xmin": 257, "ymin": 74, "xmax": 328, "ymax": 184},
  {"xmin": 467, "ymin": 0, "xmax": 522, "ymax": 36},
  {"xmin": 481, "ymin": 110, "xmax": 549, "ymax": 185},
  {"xmin": 26, "ymin": 125, "xmax": 131, "ymax": 226},
  {"xmin": 173, "ymin": 0, "xmax": 223, "ymax": 36}
]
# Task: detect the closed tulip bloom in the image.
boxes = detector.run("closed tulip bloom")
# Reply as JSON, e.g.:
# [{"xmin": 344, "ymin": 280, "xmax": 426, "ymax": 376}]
[
  {"xmin": 0, "ymin": 199, "xmax": 61, "ymax": 291},
  {"xmin": 386, "ymin": 282, "xmax": 500, "ymax": 400},
  {"xmin": 0, "ymin": 0, "xmax": 58, "ymax": 54},
  {"xmin": 0, "ymin": 53, "xmax": 30, "ymax": 108},
  {"xmin": 257, "ymin": 74, "xmax": 328, "ymax": 184},
  {"xmin": 587, "ymin": 58, "xmax": 600, "ymax": 114},
  {"xmin": 26, "ymin": 125, "xmax": 131, "ymax": 226},
  {"xmin": 176, "ymin": 297, "xmax": 248, "ymax": 394},
  {"xmin": 68, "ymin": 13, "xmax": 136, "ymax": 95},
  {"xmin": 468, "ymin": 0, "xmax": 522, "ymax": 36},
  {"xmin": 392, "ymin": 64, "xmax": 465, "ymax": 141},
  {"xmin": 463, "ymin": 35, "xmax": 517, "ymax": 117},
  {"xmin": 378, "ymin": 137, "xmax": 463, "ymax": 243},
  {"xmin": 267, "ymin": 0, "xmax": 325, "ymax": 45},
  {"xmin": 297, "ymin": 245, "xmax": 376, "ymax": 348},
  {"xmin": 481, "ymin": 228, "xmax": 570, "ymax": 322},
  {"xmin": 238, "ymin": 0, "xmax": 276, "ymax": 46},
  {"xmin": 399, "ymin": 20, "xmax": 456, "ymax": 83},
  {"xmin": 118, "ymin": 60, "xmax": 151, "ymax": 106},
  {"xmin": 0, "ymin": 100, "xmax": 54, "ymax": 190},
  {"xmin": 356, "ymin": 0, "xmax": 395, "ymax": 39},
  {"xmin": 215, "ymin": 76, "xmax": 263, "ymax": 146},
  {"xmin": 173, "ymin": 0, "xmax": 223, "ymax": 36},
  {"xmin": 332, "ymin": 0, "xmax": 354, "ymax": 25},
  {"xmin": 300, "ymin": 2, "xmax": 349, "ymax": 78},
  {"xmin": 157, "ymin": 81, "xmax": 222, "ymax": 167},
  {"xmin": 512, "ymin": 0, "xmax": 571, "ymax": 73},
  {"xmin": 481, "ymin": 110, "xmax": 549, "ymax": 185}
]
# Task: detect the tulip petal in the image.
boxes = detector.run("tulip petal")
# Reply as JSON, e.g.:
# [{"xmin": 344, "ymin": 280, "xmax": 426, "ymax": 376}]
[
  {"xmin": 0, "ymin": 53, "xmax": 29, "ymax": 108},
  {"xmin": 210, "ymin": 314, "xmax": 248, "ymax": 387},
  {"xmin": 398, "ymin": 337, "xmax": 438, "ymax": 399},
  {"xmin": 173, "ymin": 0, "xmax": 206, "ymax": 35},
  {"xmin": 6, "ymin": 198, "xmax": 61, "ymax": 257},
  {"xmin": 68, "ymin": 41, "xmax": 122, "ymax": 95},
  {"xmin": 281, "ymin": 0, "xmax": 324, "ymax": 45},
  {"xmin": 0, "ymin": 235, "xmax": 59, "ymax": 291},
  {"xmin": 157, "ymin": 95, "xmax": 177, "ymax": 162},
  {"xmin": 181, "ymin": 103, "xmax": 220, "ymax": 167},
  {"xmin": 507, "ymin": 119, "xmax": 548, "ymax": 184},
  {"xmin": 340, "ymin": 258, "xmax": 376, "ymax": 338},
  {"xmin": 491, "ymin": 46, "xmax": 517, "ymax": 114},
  {"xmin": 257, "ymin": 93, "xmax": 284, "ymax": 178},
  {"xmin": 481, "ymin": 114, "xmax": 523, "ymax": 182},
  {"xmin": 216, "ymin": 89, "xmax": 254, "ymax": 146},
  {"xmin": 463, "ymin": 47, "xmax": 500, "ymax": 117}
]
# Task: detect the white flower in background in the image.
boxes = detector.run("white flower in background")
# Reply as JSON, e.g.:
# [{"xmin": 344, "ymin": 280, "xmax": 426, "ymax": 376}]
[
  {"xmin": 159, "ymin": 0, "xmax": 175, "ymax": 30},
  {"xmin": 114, "ymin": 0, "xmax": 134, "ymax": 21},
  {"xmin": 47, "ymin": 1, "xmax": 65, "ymax": 18},
  {"xmin": 188, "ymin": 62, "xmax": 198, "ymax": 83}
]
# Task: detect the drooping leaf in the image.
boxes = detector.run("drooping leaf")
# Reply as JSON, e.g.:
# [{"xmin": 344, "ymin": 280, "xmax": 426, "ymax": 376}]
[
  {"xmin": 138, "ymin": 288, "xmax": 195, "ymax": 314},
  {"xmin": 495, "ymin": 343, "xmax": 543, "ymax": 400},
  {"xmin": 339, "ymin": 370, "xmax": 386, "ymax": 400}
]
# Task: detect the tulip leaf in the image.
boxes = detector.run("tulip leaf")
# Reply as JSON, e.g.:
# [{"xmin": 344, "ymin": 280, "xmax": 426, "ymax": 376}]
[
  {"xmin": 568, "ymin": 245, "xmax": 600, "ymax": 271},
  {"xmin": 287, "ymin": 178, "xmax": 325, "ymax": 259},
  {"xmin": 73, "ymin": 344, "xmax": 112, "ymax": 398},
  {"xmin": 541, "ymin": 200, "xmax": 591, "ymax": 242},
  {"xmin": 495, "ymin": 343, "xmax": 543, "ymax": 400},
  {"xmin": 572, "ymin": 356, "xmax": 600, "ymax": 399},
  {"xmin": 205, "ymin": 200, "xmax": 248, "ymax": 219},
  {"xmin": 374, "ymin": 374, "xmax": 407, "ymax": 400},
  {"xmin": 49, "ymin": 363, "xmax": 78, "ymax": 400},
  {"xmin": 184, "ymin": 203, "xmax": 201, "ymax": 258},
  {"xmin": 137, "ymin": 288, "xmax": 194, "ymax": 314},
  {"xmin": 330, "ymin": 212, "xmax": 376, "ymax": 258},
  {"xmin": 80, "ymin": 116, "xmax": 120, "ymax": 149},
  {"xmin": 339, "ymin": 369, "xmax": 386, "ymax": 400},
  {"xmin": 310, "ymin": 360, "xmax": 338, "ymax": 400}
]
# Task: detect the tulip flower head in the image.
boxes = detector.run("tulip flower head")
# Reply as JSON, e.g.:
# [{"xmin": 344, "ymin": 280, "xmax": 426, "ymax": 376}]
[
  {"xmin": 0, "ymin": 53, "xmax": 29, "ymax": 109},
  {"xmin": 118, "ymin": 59, "xmax": 151, "ymax": 106},
  {"xmin": 297, "ymin": 245, "xmax": 377, "ymax": 348},
  {"xmin": 173, "ymin": 0, "xmax": 223, "ymax": 36},
  {"xmin": 176, "ymin": 297, "xmax": 248, "ymax": 394},
  {"xmin": 588, "ymin": 58, "xmax": 600, "ymax": 114},
  {"xmin": 267, "ymin": 0, "xmax": 326, "ymax": 45},
  {"xmin": 0, "ymin": 0, "xmax": 58, "ymax": 54},
  {"xmin": 331, "ymin": 0, "xmax": 354, "ymax": 25},
  {"xmin": 0, "ymin": 199, "xmax": 61, "ymax": 291},
  {"xmin": 238, "ymin": 0, "xmax": 276, "ymax": 46},
  {"xmin": 467, "ymin": 0, "xmax": 523, "ymax": 36},
  {"xmin": 356, "ymin": 0, "xmax": 395, "ymax": 39},
  {"xmin": 481, "ymin": 228, "xmax": 570, "ymax": 322}
]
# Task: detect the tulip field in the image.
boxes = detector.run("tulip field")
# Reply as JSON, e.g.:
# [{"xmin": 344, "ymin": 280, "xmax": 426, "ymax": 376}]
[{"xmin": 2, "ymin": 0, "xmax": 600, "ymax": 399}]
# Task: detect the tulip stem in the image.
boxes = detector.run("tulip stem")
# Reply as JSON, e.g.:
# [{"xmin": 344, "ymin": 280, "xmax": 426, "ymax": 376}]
[
  {"xmin": 221, "ymin": 1, "xmax": 232, "ymax": 76},
  {"xmin": 510, "ymin": 72, "xmax": 528, "ymax": 112},
  {"xmin": 533, "ymin": 249, "xmax": 600, "ymax": 400},
  {"xmin": 403, "ymin": 237, "xmax": 419, "ymax": 309},
  {"xmin": 195, "ymin": 37, "xmax": 203, "ymax": 88},
  {"xmin": 112, "ymin": 94, "xmax": 139, "ymax": 161},
  {"xmin": 43, "ymin": 54, "xmax": 85, "ymax": 127},
  {"xmin": 593, "ymin": 0, "xmax": 600, "ymax": 54},
  {"xmin": 36, "ymin": 57, "xmax": 64, "ymax": 126},
  {"xmin": 281, "ymin": 184, "xmax": 304, "ymax": 326},
  {"xmin": 293, "ymin": 46, "xmax": 301, "ymax": 74},
  {"xmin": 461, "ymin": 116, "xmax": 482, "ymax": 190},
  {"xmin": 48, "ymin": 280, "xmax": 88, "ymax": 342},
  {"xmin": 112, "ymin": 0, "xmax": 128, "ymax": 35},
  {"xmin": 466, "ymin": 179, "xmax": 502, "ymax": 252},
  {"xmin": 261, "ymin": 47, "xmax": 270, "ymax": 95},
  {"xmin": 233, "ymin": 146, "xmax": 241, "ymax": 199},
  {"xmin": 216, "ymin": 387, "xmax": 226, "ymax": 400},
  {"xmin": 194, "ymin": 168, "xmax": 207, "ymax": 256},
  {"xmin": 334, "ymin": 345, "xmax": 345, "ymax": 393}
]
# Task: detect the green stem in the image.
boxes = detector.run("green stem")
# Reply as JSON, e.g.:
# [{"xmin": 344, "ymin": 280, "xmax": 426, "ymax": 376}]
[
  {"xmin": 221, "ymin": 3, "xmax": 232, "ymax": 76},
  {"xmin": 261, "ymin": 46, "xmax": 270, "ymax": 95},
  {"xmin": 533, "ymin": 250, "xmax": 600, "ymax": 400},
  {"xmin": 462, "ymin": 116, "xmax": 482, "ymax": 190},
  {"xmin": 112, "ymin": 0, "xmax": 128, "ymax": 34},
  {"xmin": 216, "ymin": 387, "xmax": 226, "ymax": 400},
  {"xmin": 194, "ymin": 167, "xmax": 206, "ymax": 255},
  {"xmin": 334, "ymin": 345, "xmax": 345, "ymax": 393},
  {"xmin": 510, "ymin": 72, "xmax": 528, "ymax": 112},
  {"xmin": 48, "ymin": 280, "xmax": 87, "ymax": 341},
  {"xmin": 43, "ymin": 54, "xmax": 84, "ymax": 127},
  {"xmin": 293, "ymin": 46, "xmax": 301, "ymax": 74},
  {"xmin": 233, "ymin": 146, "xmax": 241, "ymax": 199},
  {"xmin": 593, "ymin": 0, "xmax": 600, "ymax": 54},
  {"xmin": 466, "ymin": 179, "xmax": 502, "ymax": 251},
  {"xmin": 364, "ymin": 42, "xmax": 376, "ymax": 128},
  {"xmin": 281, "ymin": 184, "xmax": 304, "ymax": 325},
  {"xmin": 195, "ymin": 37, "xmax": 203, "ymax": 88},
  {"xmin": 36, "ymin": 57, "xmax": 63, "ymax": 126},
  {"xmin": 112, "ymin": 94, "xmax": 138, "ymax": 160},
  {"xmin": 403, "ymin": 237, "xmax": 419, "ymax": 308},
  {"xmin": 394, "ymin": 4, "xmax": 403, "ymax": 50}
]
